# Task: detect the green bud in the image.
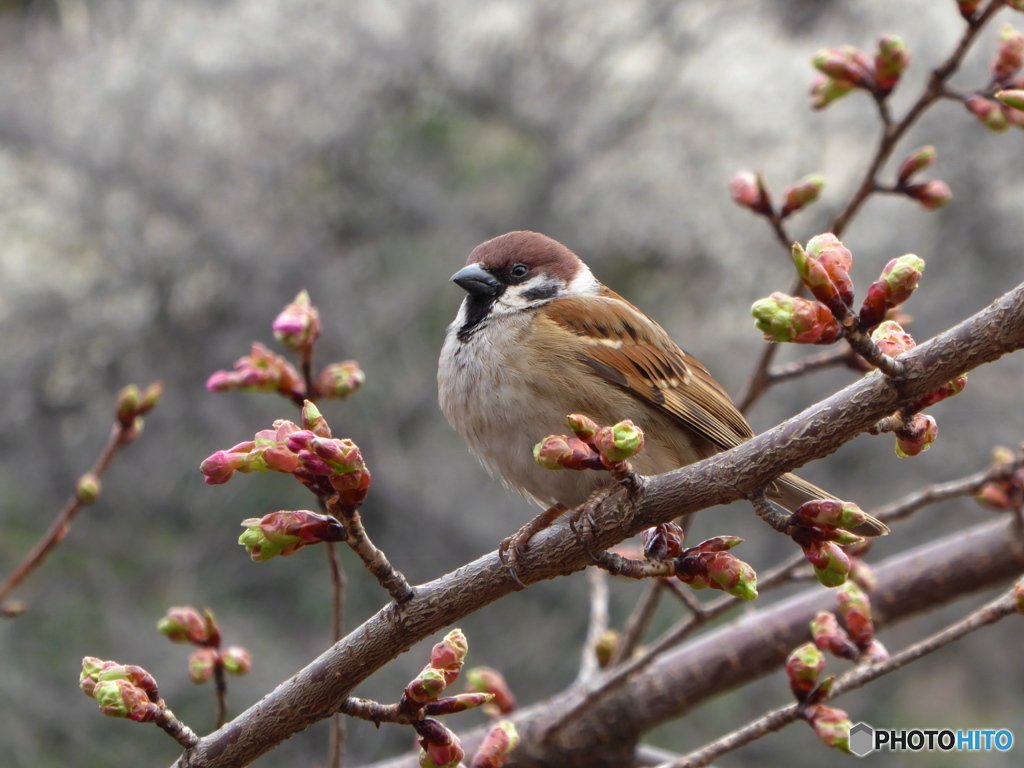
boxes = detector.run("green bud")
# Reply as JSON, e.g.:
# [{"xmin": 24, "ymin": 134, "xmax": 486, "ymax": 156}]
[{"xmin": 76, "ymin": 473, "xmax": 102, "ymax": 505}]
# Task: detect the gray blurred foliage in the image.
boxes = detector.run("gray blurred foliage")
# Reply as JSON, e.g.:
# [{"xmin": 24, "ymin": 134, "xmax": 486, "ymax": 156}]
[{"xmin": 0, "ymin": 0, "xmax": 1022, "ymax": 766}]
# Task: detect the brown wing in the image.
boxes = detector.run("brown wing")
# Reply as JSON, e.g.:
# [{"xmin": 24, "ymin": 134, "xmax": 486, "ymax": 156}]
[{"xmin": 541, "ymin": 290, "xmax": 754, "ymax": 451}]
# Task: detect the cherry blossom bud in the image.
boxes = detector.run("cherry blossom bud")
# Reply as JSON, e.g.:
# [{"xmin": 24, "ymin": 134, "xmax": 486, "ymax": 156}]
[
  {"xmin": 424, "ymin": 693, "xmax": 495, "ymax": 717},
  {"xmin": 905, "ymin": 179, "xmax": 953, "ymax": 210},
  {"xmin": 871, "ymin": 320, "xmax": 916, "ymax": 358},
  {"xmin": 848, "ymin": 556, "xmax": 877, "ymax": 592},
  {"xmin": 780, "ymin": 174, "xmax": 826, "ymax": 217},
  {"xmin": 273, "ymin": 290, "xmax": 322, "ymax": 352},
  {"xmin": 221, "ymin": 646, "xmax": 252, "ymax": 675},
  {"xmin": 238, "ymin": 510, "xmax": 345, "ymax": 561},
  {"xmin": 895, "ymin": 413, "xmax": 938, "ymax": 458},
  {"xmin": 416, "ymin": 719, "xmax": 464, "ymax": 768},
  {"xmin": 874, "ymin": 35, "xmax": 909, "ymax": 95},
  {"xmin": 595, "ymin": 630, "xmax": 619, "ymax": 668},
  {"xmin": 804, "ymin": 541, "xmax": 851, "ymax": 587},
  {"xmin": 431, "ymin": 629, "xmax": 468, "ymax": 681},
  {"xmin": 317, "ymin": 361, "xmax": 364, "ymax": 401},
  {"xmin": 811, "ymin": 611, "xmax": 860, "ymax": 661},
  {"xmin": 793, "ymin": 500, "xmax": 867, "ymax": 530},
  {"xmin": 965, "ymin": 95, "xmax": 1009, "ymax": 132},
  {"xmin": 812, "ymin": 46, "xmax": 871, "ymax": 87},
  {"xmin": 810, "ymin": 75, "xmax": 855, "ymax": 109},
  {"xmin": 792, "ymin": 235, "xmax": 854, "ymax": 311},
  {"xmin": 116, "ymin": 385, "xmax": 141, "ymax": 427},
  {"xmin": 80, "ymin": 658, "xmax": 159, "ymax": 702},
  {"xmin": 92, "ymin": 679, "xmax": 162, "ymax": 722},
  {"xmin": 188, "ymin": 648, "xmax": 219, "ymax": 684},
  {"xmin": 407, "ymin": 667, "xmax": 448, "ymax": 704},
  {"xmin": 751, "ymin": 293, "xmax": 842, "ymax": 345},
  {"xmin": 997, "ymin": 88, "xmax": 1024, "ymax": 110},
  {"xmin": 466, "ymin": 667, "xmax": 517, "ymax": 714},
  {"xmin": 533, "ymin": 436, "xmax": 572, "ymax": 470},
  {"xmin": 642, "ymin": 522, "xmax": 686, "ymax": 560},
  {"xmin": 807, "ymin": 705, "xmax": 852, "ymax": 754},
  {"xmin": 705, "ymin": 552, "xmax": 758, "ymax": 601},
  {"xmin": 862, "ymin": 639, "xmax": 890, "ymax": 663},
  {"xmin": 566, "ymin": 413, "xmax": 599, "ymax": 441},
  {"xmin": 74, "ymin": 473, "xmax": 101, "ymax": 506},
  {"xmin": 836, "ymin": 582, "xmax": 874, "ymax": 649},
  {"xmin": 158, "ymin": 606, "xmax": 208, "ymax": 645},
  {"xmin": 786, "ymin": 642, "xmax": 825, "ymax": 701},
  {"xmin": 138, "ymin": 381, "xmax": 164, "ymax": 415},
  {"xmin": 593, "ymin": 420, "xmax": 645, "ymax": 463},
  {"xmin": 206, "ymin": 342, "xmax": 304, "ymax": 396},
  {"xmin": 728, "ymin": 171, "xmax": 772, "ymax": 215},
  {"xmin": 859, "ymin": 254, "xmax": 925, "ymax": 329},
  {"xmin": 300, "ymin": 401, "xmax": 331, "ymax": 437},
  {"xmin": 470, "ymin": 721, "xmax": 520, "ymax": 768},
  {"xmin": 993, "ymin": 24, "xmax": 1024, "ymax": 83},
  {"xmin": 958, "ymin": 0, "xmax": 983, "ymax": 19},
  {"xmin": 896, "ymin": 145, "xmax": 936, "ymax": 185}
]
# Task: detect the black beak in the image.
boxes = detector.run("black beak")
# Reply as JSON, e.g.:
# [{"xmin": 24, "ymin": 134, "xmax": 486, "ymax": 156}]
[{"xmin": 450, "ymin": 263, "xmax": 501, "ymax": 298}]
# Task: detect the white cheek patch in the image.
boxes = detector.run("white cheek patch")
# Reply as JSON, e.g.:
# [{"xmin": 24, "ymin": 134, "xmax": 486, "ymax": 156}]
[{"xmin": 565, "ymin": 263, "xmax": 599, "ymax": 296}]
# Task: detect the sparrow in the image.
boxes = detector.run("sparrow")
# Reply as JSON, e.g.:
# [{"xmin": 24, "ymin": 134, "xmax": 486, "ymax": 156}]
[{"xmin": 438, "ymin": 230, "xmax": 887, "ymax": 544}]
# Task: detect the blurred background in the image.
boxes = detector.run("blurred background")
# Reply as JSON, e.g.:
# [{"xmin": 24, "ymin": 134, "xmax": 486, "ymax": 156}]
[{"xmin": 0, "ymin": 1, "xmax": 1022, "ymax": 766}]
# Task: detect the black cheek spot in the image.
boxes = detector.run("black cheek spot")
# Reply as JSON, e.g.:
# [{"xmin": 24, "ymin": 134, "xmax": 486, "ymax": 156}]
[{"xmin": 521, "ymin": 284, "xmax": 559, "ymax": 302}]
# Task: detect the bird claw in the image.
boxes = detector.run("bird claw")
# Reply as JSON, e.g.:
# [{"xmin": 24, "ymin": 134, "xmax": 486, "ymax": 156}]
[{"xmin": 498, "ymin": 503, "xmax": 568, "ymax": 587}]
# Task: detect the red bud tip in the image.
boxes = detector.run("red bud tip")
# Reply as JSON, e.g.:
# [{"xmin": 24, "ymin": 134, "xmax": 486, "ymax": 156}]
[
  {"xmin": 470, "ymin": 721, "xmax": 520, "ymax": 768},
  {"xmin": 728, "ymin": 171, "xmax": 773, "ymax": 216},
  {"xmin": 786, "ymin": 642, "xmax": 825, "ymax": 701},
  {"xmin": 780, "ymin": 174, "xmax": 826, "ymax": 217},
  {"xmin": 895, "ymin": 413, "xmax": 938, "ymax": 458},
  {"xmin": 896, "ymin": 145, "xmax": 936, "ymax": 186},
  {"xmin": 272, "ymin": 289, "xmax": 322, "ymax": 352}
]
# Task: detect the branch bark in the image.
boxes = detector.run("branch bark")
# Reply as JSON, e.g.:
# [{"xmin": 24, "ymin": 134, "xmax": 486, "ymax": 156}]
[{"xmin": 172, "ymin": 281, "xmax": 1024, "ymax": 767}]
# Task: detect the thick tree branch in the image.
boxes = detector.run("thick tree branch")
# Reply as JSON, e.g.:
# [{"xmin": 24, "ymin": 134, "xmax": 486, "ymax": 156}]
[{"xmin": 172, "ymin": 281, "xmax": 1024, "ymax": 768}]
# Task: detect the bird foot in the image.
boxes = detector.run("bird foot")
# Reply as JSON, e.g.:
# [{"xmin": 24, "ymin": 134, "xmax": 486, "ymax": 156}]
[{"xmin": 499, "ymin": 503, "xmax": 568, "ymax": 587}]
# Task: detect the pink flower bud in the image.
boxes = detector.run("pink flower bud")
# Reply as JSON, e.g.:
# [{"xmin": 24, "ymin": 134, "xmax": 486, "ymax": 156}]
[
  {"xmin": 466, "ymin": 667, "xmax": 516, "ymax": 714},
  {"xmin": 222, "ymin": 646, "xmax": 252, "ymax": 675},
  {"xmin": 804, "ymin": 541, "xmax": 851, "ymax": 587},
  {"xmin": 810, "ymin": 75, "xmax": 855, "ymax": 110},
  {"xmin": 751, "ymin": 293, "xmax": 842, "ymax": 345},
  {"xmin": 273, "ymin": 290, "xmax": 322, "ymax": 352},
  {"xmin": 812, "ymin": 46, "xmax": 872, "ymax": 88},
  {"xmin": 92, "ymin": 679, "xmax": 162, "ymax": 722},
  {"xmin": 896, "ymin": 145, "xmax": 936, "ymax": 185},
  {"xmin": 706, "ymin": 552, "xmax": 758, "ymax": 601},
  {"xmin": 533, "ymin": 435, "xmax": 572, "ymax": 470},
  {"xmin": 874, "ymin": 34, "xmax": 910, "ymax": 95},
  {"xmin": 416, "ymin": 719, "xmax": 465, "ymax": 768},
  {"xmin": 470, "ymin": 721, "xmax": 520, "ymax": 768},
  {"xmin": 316, "ymin": 361, "xmax": 364, "ymax": 401},
  {"xmin": 810, "ymin": 611, "xmax": 860, "ymax": 661},
  {"xmin": 423, "ymin": 693, "xmax": 495, "ymax": 717},
  {"xmin": 807, "ymin": 704, "xmax": 852, "ymax": 754},
  {"xmin": 964, "ymin": 95, "xmax": 1009, "ymax": 132},
  {"xmin": 906, "ymin": 179, "xmax": 953, "ymax": 210},
  {"xmin": 406, "ymin": 667, "xmax": 448, "ymax": 704},
  {"xmin": 158, "ymin": 606, "xmax": 208, "ymax": 645},
  {"xmin": 871, "ymin": 320, "xmax": 916, "ymax": 358},
  {"xmin": 895, "ymin": 413, "xmax": 938, "ymax": 458},
  {"xmin": 836, "ymin": 582, "xmax": 874, "ymax": 649},
  {"xmin": 780, "ymin": 174, "xmax": 826, "ymax": 217},
  {"xmin": 786, "ymin": 642, "xmax": 825, "ymax": 700},
  {"xmin": 728, "ymin": 171, "xmax": 772, "ymax": 215},
  {"xmin": 994, "ymin": 24, "xmax": 1024, "ymax": 83},
  {"xmin": 793, "ymin": 500, "xmax": 867, "ymax": 530},
  {"xmin": 430, "ymin": 628, "xmax": 469, "ymax": 677},
  {"xmin": 188, "ymin": 648, "xmax": 218, "ymax": 685},
  {"xmin": 566, "ymin": 413, "xmax": 599, "ymax": 441}
]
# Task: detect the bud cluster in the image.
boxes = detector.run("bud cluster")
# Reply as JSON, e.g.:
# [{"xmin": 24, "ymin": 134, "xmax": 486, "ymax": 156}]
[
  {"xmin": 200, "ymin": 402, "xmax": 371, "ymax": 506},
  {"xmin": 789, "ymin": 499, "xmax": 876, "ymax": 587},
  {"xmin": 810, "ymin": 34, "xmax": 909, "ymax": 109},
  {"xmin": 157, "ymin": 606, "xmax": 252, "ymax": 685},
  {"xmin": 533, "ymin": 415, "xmax": 644, "ymax": 472},
  {"xmin": 811, "ymin": 583, "xmax": 888, "ymax": 663},
  {"xmin": 115, "ymin": 381, "xmax": 163, "ymax": 442},
  {"xmin": 207, "ymin": 291, "xmax": 364, "ymax": 403},
  {"xmin": 641, "ymin": 522, "xmax": 758, "ymax": 600},
  {"xmin": 80, "ymin": 657, "xmax": 163, "ymax": 722},
  {"xmin": 963, "ymin": 24, "xmax": 1024, "ymax": 132},
  {"xmin": 975, "ymin": 446, "xmax": 1024, "ymax": 511},
  {"xmin": 729, "ymin": 171, "xmax": 826, "ymax": 220}
]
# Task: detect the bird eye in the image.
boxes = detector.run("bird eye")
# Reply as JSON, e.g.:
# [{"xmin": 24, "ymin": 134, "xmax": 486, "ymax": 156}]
[{"xmin": 510, "ymin": 263, "xmax": 529, "ymax": 278}]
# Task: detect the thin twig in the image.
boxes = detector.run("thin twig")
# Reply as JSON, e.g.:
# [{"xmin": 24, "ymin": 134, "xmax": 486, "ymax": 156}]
[
  {"xmin": 763, "ymin": 348, "xmax": 855, "ymax": 386},
  {"xmin": 327, "ymin": 497, "xmax": 414, "ymax": 604},
  {"xmin": 155, "ymin": 707, "xmax": 201, "ymax": 750},
  {"xmin": 327, "ymin": 542, "xmax": 348, "ymax": 767},
  {"xmin": 663, "ymin": 585, "xmax": 1020, "ymax": 768},
  {"xmin": 611, "ymin": 581, "xmax": 663, "ymax": 666},
  {"xmin": 0, "ymin": 417, "xmax": 139, "ymax": 610},
  {"xmin": 576, "ymin": 568, "xmax": 610, "ymax": 684},
  {"xmin": 213, "ymin": 662, "xmax": 228, "ymax": 729}
]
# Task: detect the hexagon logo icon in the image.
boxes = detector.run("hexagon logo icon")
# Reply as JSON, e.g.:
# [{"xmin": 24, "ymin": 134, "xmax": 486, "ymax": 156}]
[{"xmin": 849, "ymin": 722, "xmax": 875, "ymax": 757}]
